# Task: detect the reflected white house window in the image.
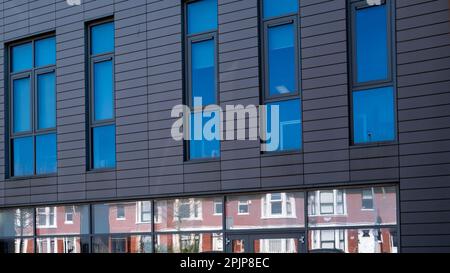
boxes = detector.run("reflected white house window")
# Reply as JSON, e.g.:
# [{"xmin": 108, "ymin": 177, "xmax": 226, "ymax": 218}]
[
  {"xmin": 237, "ymin": 199, "xmax": 249, "ymax": 215},
  {"xmin": 175, "ymin": 198, "xmax": 202, "ymax": 220},
  {"xmin": 309, "ymin": 189, "xmax": 346, "ymax": 216},
  {"xmin": 136, "ymin": 201, "xmax": 152, "ymax": 223},
  {"xmin": 259, "ymin": 238, "xmax": 297, "ymax": 253},
  {"xmin": 36, "ymin": 207, "xmax": 56, "ymax": 228},
  {"xmin": 261, "ymin": 193, "xmax": 296, "ymax": 218}
]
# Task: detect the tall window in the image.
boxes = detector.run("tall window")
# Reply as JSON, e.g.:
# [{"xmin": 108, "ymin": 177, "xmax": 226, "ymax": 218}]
[
  {"xmin": 8, "ymin": 35, "xmax": 57, "ymax": 177},
  {"xmin": 36, "ymin": 207, "xmax": 56, "ymax": 228},
  {"xmin": 88, "ymin": 20, "xmax": 116, "ymax": 169},
  {"xmin": 361, "ymin": 189, "xmax": 374, "ymax": 210},
  {"xmin": 137, "ymin": 201, "xmax": 152, "ymax": 223},
  {"xmin": 262, "ymin": 193, "xmax": 295, "ymax": 218},
  {"xmin": 185, "ymin": 0, "xmax": 220, "ymax": 160},
  {"xmin": 262, "ymin": 0, "xmax": 301, "ymax": 152},
  {"xmin": 350, "ymin": 0, "xmax": 395, "ymax": 144}
]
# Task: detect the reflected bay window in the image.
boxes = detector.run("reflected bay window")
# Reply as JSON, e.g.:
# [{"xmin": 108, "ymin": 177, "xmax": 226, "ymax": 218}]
[
  {"xmin": 350, "ymin": 0, "xmax": 396, "ymax": 144},
  {"xmin": 88, "ymin": 20, "xmax": 116, "ymax": 169},
  {"xmin": 262, "ymin": 0, "xmax": 301, "ymax": 152},
  {"xmin": 9, "ymin": 35, "xmax": 57, "ymax": 177},
  {"xmin": 185, "ymin": 0, "xmax": 220, "ymax": 160},
  {"xmin": 262, "ymin": 193, "xmax": 295, "ymax": 218}
]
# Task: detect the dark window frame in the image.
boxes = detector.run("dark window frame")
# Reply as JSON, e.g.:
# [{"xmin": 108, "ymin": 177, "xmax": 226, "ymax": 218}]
[
  {"xmin": 260, "ymin": 1, "xmax": 302, "ymax": 153},
  {"xmin": 183, "ymin": 0, "xmax": 220, "ymax": 161},
  {"xmin": 86, "ymin": 18, "xmax": 116, "ymax": 170},
  {"xmin": 348, "ymin": 0, "xmax": 398, "ymax": 145},
  {"xmin": 7, "ymin": 33, "xmax": 57, "ymax": 178}
]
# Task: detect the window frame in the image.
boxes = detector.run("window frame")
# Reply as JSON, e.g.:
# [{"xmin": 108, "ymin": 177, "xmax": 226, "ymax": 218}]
[
  {"xmin": 86, "ymin": 18, "xmax": 116, "ymax": 170},
  {"xmin": 7, "ymin": 33, "xmax": 57, "ymax": 178},
  {"xmin": 349, "ymin": 0, "xmax": 398, "ymax": 145},
  {"xmin": 184, "ymin": 0, "xmax": 220, "ymax": 161},
  {"xmin": 260, "ymin": 1, "xmax": 302, "ymax": 153},
  {"xmin": 361, "ymin": 188, "xmax": 375, "ymax": 210},
  {"xmin": 136, "ymin": 201, "xmax": 152, "ymax": 224},
  {"xmin": 36, "ymin": 207, "xmax": 57, "ymax": 229}
]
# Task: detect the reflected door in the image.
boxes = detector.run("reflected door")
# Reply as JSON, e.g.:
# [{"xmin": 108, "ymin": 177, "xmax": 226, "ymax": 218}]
[{"xmin": 226, "ymin": 233, "xmax": 305, "ymax": 253}]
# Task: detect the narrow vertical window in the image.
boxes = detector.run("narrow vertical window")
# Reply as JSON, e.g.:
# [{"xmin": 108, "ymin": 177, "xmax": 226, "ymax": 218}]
[
  {"xmin": 262, "ymin": 0, "xmax": 301, "ymax": 152},
  {"xmin": 185, "ymin": 0, "xmax": 219, "ymax": 160},
  {"xmin": 9, "ymin": 35, "xmax": 57, "ymax": 177},
  {"xmin": 88, "ymin": 20, "xmax": 116, "ymax": 169},
  {"xmin": 350, "ymin": 0, "xmax": 395, "ymax": 144}
]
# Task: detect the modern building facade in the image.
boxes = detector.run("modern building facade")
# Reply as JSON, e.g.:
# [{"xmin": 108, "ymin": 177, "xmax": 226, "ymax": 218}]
[{"xmin": 0, "ymin": 0, "xmax": 449, "ymax": 253}]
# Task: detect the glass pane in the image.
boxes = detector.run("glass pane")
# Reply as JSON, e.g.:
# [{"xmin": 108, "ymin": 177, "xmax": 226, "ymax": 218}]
[
  {"xmin": 94, "ymin": 60, "xmax": 114, "ymax": 121},
  {"xmin": 189, "ymin": 111, "xmax": 220, "ymax": 159},
  {"xmin": 268, "ymin": 23, "xmax": 296, "ymax": 96},
  {"xmin": 355, "ymin": 4, "xmax": 388, "ymax": 83},
  {"xmin": 155, "ymin": 197, "xmax": 222, "ymax": 232},
  {"xmin": 232, "ymin": 239, "xmax": 246, "ymax": 253},
  {"xmin": 35, "ymin": 37, "xmax": 56, "ymax": 67},
  {"xmin": 263, "ymin": 0, "xmax": 298, "ymax": 19},
  {"xmin": 255, "ymin": 238, "xmax": 298, "ymax": 253},
  {"xmin": 13, "ymin": 137, "xmax": 34, "ymax": 176},
  {"xmin": 36, "ymin": 133, "xmax": 57, "ymax": 174},
  {"xmin": 187, "ymin": 0, "xmax": 217, "ymax": 35},
  {"xmin": 91, "ymin": 22, "xmax": 114, "ymax": 55},
  {"xmin": 309, "ymin": 228, "xmax": 398, "ymax": 253},
  {"xmin": 268, "ymin": 24, "xmax": 297, "ymax": 96},
  {"xmin": 12, "ymin": 42, "xmax": 32, "ymax": 72},
  {"xmin": 155, "ymin": 233, "xmax": 223, "ymax": 253},
  {"xmin": 92, "ymin": 235, "xmax": 152, "ymax": 253},
  {"xmin": 13, "ymin": 77, "xmax": 31, "ymax": 133},
  {"xmin": 226, "ymin": 192, "xmax": 305, "ymax": 230},
  {"xmin": 35, "ymin": 237, "xmax": 89, "ymax": 253},
  {"xmin": 37, "ymin": 72, "xmax": 56, "ymax": 129},
  {"xmin": 0, "ymin": 208, "xmax": 34, "ymax": 237},
  {"xmin": 308, "ymin": 186, "xmax": 397, "ymax": 227},
  {"xmin": 92, "ymin": 201, "xmax": 152, "ymax": 234},
  {"xmin": 191, "ymin": 39, "xmax": 215, "ymax": 106},
  {"xmin": 0, "ymin": 238, "xmax": 34, "ymax": 253},
  {"xmin": 353, "ymin": 86, "xmax": 395, "ymax": 143},
  {"xmin": 265, "ymin": 99, "xmax": 301, "ymax": 151},
  {"xmin": 93, "ymin": 125, "xmax": 116, "ymax": 169},
  {"xmin": 35, "ymin": 205, "xmax": 89, "ymax": 236}
]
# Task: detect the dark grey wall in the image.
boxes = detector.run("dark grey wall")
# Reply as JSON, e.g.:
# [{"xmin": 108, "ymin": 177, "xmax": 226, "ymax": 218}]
[{"xmin": 0, "ymin": 0, "xmax": 449, "ymax": 253}]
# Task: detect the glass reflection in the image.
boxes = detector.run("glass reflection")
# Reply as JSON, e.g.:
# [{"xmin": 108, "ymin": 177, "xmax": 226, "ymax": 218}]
[
  {"xmin": 0, "ymin": 208, "xmax": 34, "ymax": 237},
  {"xmin": 92, "ymin": 235, "xmax": 152, "ymax": 253},
  {"xmin": 308, "ymin": 228, "xmax": 398, "ymax": 253},
  {"xmin": 155, "ymin": 233, "xmax": 223, "ymax": 253},
  {"xmin": 226, "ymin": 192, "xmax": 304, "ymax": 230},
  {"xmin": 92, "ymin": 201, "xmax": 152, "ymax": 234},
  {"xmin": 35, "ymin": 236, "xmax": 89, "ymax": 253},
  {"xmin": 35, "ymin": 205, "xmax": 89, "ymax": 236},
  {"xmin": 255, "ymin": 238, "xmax": 298, "ymax": 253},
  {"xmin": 155, "ymin": 197, "xmax": 222, "ymax": 232},
  {"xmin": 0, "ymin": 238, "xmax": 34, "ymax": 253},
  {"xmin": 307, "ymin": 186, "xmax": 397, "ymax": 227}
]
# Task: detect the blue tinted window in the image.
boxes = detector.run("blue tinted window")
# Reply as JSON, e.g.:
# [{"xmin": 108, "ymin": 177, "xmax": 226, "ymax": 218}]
[
  {"xmin": 268, "ymin": 23, "xmax": 296, "ymax": 96},
  {"xmin": 266, "ymin": 99, "xmax": 302, "ymax": 151},
  {"xmin": 13, "ymin": 137, "xmax": 34, "ymax": 176},
  {"xmin": 355, "ymin": 4, "xmax": 388, "ymax": 83},
  {"xmin": 93, "ymin": 125, "xmax": 116, "ymax": 169},
  {"xmin": 37, "ymin": 72, "xmax": 56, "ymax": 129},
  {"xmin": 187, "ymin": 0, "xmax": 217, "ymax": 35},
  {"xmin": 190, "ymin": 112, "xmax": 220, "ymax": 159},
  {"xmin": 191, "ymin": 39, "xmax": 215, "ymax": 107},
  {"xmin": 13, "ymin": 78, "xmax": 31, "ymax": 133},
  {"xmin": 353, "ymin": 87, "xmax": 395, "ymax": 143},
  {"xmin": 94, "ymin": 60, "xmax": 114, "ymax": 121},
  {"xmin": 35, "ymin": 37, "xmax": 56, "ymax": 67},
  {"xmin": 12, "ymin": 43, "xmax": 32, "ymax": 72},
  {"xmin": 264, "ymin": 0, "xmax": 298, "ymax": 19},
  {"xmin": 36, "ymin": 133, "xmax": 57, "ymax": 174},
  {"xmin": 91, "ymin": 22, "xmax": 114, "ymax": 55}
]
